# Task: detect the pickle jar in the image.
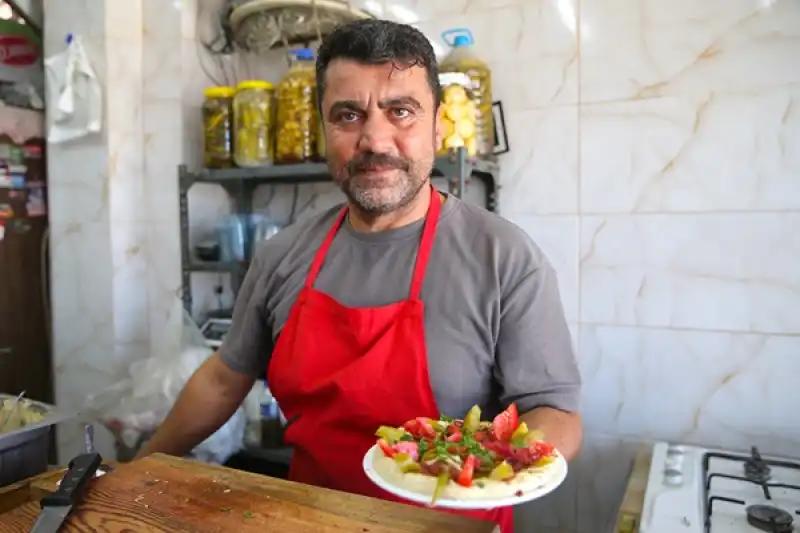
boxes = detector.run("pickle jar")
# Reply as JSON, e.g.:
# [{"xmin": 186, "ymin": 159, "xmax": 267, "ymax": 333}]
[
  {"xmin": 437, "ymin": 72, "xmax": 478, "ymax": 157},
  {"xmin": 275, "ymin": 48, "xmax": 319, "ymax": 164},
  {"xmin": 233, "ymin": 80, "xmax": 275, "ymax": 167},
  {"xmin": 202, "ymin": 86, "xmax": 235, "ymax": 168}
]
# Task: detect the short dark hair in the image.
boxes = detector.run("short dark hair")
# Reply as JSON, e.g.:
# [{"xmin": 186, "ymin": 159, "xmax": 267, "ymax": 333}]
[{"xmin": 316, "ymin": 19, "xmax": 442, "ymax": 110}]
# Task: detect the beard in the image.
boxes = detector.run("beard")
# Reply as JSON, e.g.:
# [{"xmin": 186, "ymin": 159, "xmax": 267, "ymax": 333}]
[{"xmin": 332, "ymin": 151, "xmax": 433, "ymax": 216}]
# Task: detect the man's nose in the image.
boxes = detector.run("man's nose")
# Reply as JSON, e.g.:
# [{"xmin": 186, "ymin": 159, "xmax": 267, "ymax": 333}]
[{"xmin": 357, "ymin": 114, "xmax": 395, "ymax": 154}]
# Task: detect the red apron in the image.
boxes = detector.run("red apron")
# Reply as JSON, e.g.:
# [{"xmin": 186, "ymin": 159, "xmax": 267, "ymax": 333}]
[{"xmin": 267, "ymin": 186, "xmax": 513, "ymax": 532}]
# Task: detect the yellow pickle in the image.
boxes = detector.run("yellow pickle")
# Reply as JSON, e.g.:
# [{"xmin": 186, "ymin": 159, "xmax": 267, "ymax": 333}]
[
  {"xmin": 275, "ymin": 48, "xmax": 319, "ymax": 164},
  {"xmin": 437, "ymin": 72, "xmax": 478, "ymax": 157},
  {"xmin": 233, "ymin": 80, "xmax": 275, "ymax": 167},
  {"xmin": 202, "ymin": 86, "xmax": 235, "ymax": 168}
]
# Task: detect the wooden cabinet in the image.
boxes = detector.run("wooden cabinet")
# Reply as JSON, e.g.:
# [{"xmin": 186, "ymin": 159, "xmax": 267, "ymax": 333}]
[{"xmin": 0, "ymin": 138, "xmax": 52, "ymax": 405}]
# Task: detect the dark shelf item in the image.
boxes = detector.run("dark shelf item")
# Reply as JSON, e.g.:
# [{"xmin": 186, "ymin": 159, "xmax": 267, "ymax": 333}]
[{"xmin": 178, "ymin": 147, "xmax": 500, "ymax": 313}]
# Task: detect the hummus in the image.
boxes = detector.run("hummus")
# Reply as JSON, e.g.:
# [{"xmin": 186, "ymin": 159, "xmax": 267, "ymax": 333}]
[{"xmin": 371, "ymin": 448, "xmax": 567, "ymax": 501}]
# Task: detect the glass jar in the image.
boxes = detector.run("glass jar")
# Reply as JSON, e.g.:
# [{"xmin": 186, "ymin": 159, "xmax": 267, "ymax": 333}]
[
  {"xmin": 437, "ymin": 72, "xmax": 478, "ymax": 157},
  {"xmin": 233, "ymin": 80, "xmax": 275, "ymax": 167},
  {"xmin": 275, "ymin": 48, "xmax": 319, "ymax": 164},
  {"xmin": 202, "ymin": 86, "xmax": 235, "ymax": 169}
]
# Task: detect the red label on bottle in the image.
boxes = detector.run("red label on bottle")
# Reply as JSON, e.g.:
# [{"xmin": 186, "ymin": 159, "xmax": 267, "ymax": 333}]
[{"xmin": 0, "ymin": 36, "xmax": 39, "ymax": 66}]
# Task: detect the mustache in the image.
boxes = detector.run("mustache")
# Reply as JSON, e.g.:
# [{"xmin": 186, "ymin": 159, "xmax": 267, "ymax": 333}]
[{"xmin": 347, "ymin": 152, "xmax": 409, "ymax": 175}]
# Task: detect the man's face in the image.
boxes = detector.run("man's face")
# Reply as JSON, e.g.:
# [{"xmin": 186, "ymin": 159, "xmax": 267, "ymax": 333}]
[{"xmin": 320, "ymin": 59, "xmax": 440, "ymax": 215}]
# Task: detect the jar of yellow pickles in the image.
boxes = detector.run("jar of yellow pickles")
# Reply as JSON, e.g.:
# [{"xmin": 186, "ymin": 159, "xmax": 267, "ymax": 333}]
[
  {"xmin": 437, "ymin": 72, "xmax": 478, "ymax": 157},
  {"xmin": 233, "ymin": 80, "xmax": 275, "ymax": 167},
  {"xmin": 275, "ymin": 48, "xmax": 319, "ymax": 164},
  {"xmin": 202, "ymin": 86, "xmax": 235, "ymax": 169},
  {"xmin": 439, "ymin": 29, "xmax": 494, "ymax": 159}
]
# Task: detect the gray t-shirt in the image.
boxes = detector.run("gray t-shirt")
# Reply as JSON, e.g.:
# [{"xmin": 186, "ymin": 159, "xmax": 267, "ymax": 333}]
[{"xmin": 219, "ymin": 193, "xmax": 580, "ymax": 418}]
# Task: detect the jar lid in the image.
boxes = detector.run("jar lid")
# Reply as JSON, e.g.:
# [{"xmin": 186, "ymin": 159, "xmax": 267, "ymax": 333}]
[
  {"xmin": 295, "ymin": 48, "xmax": 315, "ymax": 61},
  {"xmin": 236, "ymin": 80, "xmax": 276, "ymax": 91},
  {"xmin": 203, "ymin": 86, "xmax": 236, "ymax": 98}
]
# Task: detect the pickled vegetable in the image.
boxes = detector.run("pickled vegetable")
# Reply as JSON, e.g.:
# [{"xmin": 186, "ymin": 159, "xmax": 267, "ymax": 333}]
[
  {"xmin": 275, "ymin": 48, "xmax": 319, "ymax": 164},
  {"xmin": 202, "ymin": 86, "xmax": 235, "ymax": 168},
  {"xmin": 439, "ymin": 29, "xmax": 495, "ymax": 158},
  {"xmin": 438, "ymin": 72, "xmax": 478, "ymax": 157},
  {"xmin": 233, "ymin": 80, "xmax": 275, "ymax": 167},
  {"xmin": 489, "ymin": 461, "xmax": 515, "ymax": 481},
  {"xmin": 463, "ymin": 405, "xmax": 481, "ymax": 433},
  {"xmin": 375, "ymin": 425, "xmax": 406, "ymax": 443}
]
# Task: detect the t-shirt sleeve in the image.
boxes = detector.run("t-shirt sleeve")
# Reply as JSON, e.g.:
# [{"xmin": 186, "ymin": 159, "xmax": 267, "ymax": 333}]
[
  {"xmin": 218, "ymin": 251, "xmax": 273, "ymax": 378},
  {"xmin": 494, "ymin": 260, "xmax": 581, "ymax": 414}
]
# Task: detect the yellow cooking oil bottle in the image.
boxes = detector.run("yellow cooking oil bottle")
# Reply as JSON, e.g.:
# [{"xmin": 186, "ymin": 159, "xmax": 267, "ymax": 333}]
[{"xmin": 437, "ymin": 28, "xmax": 494, "ymax": 159}]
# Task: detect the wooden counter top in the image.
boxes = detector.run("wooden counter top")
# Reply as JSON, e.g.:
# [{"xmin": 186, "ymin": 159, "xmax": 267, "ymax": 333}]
[
  {"xmin": 613, "ymin": 447, "xmax": 653, "ymax": 532},
  {"xmin": 0, "ymin": 454, "xmax": 498, "ymax": 533}
]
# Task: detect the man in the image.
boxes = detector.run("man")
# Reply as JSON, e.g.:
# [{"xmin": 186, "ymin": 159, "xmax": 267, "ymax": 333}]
[{"xmin": 138, "ymin": 19, "xmax": 581, "ymax": 532}]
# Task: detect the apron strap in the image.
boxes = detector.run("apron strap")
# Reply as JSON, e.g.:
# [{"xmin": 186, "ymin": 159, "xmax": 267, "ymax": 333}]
[
  {"xmin": 304, "ymin": 185, "xmax": 442, "ymax": 296},
  {"xmin": 408, "ymin": 186, "xmax": 440, "ymax": 300},
  {"xmin": 304, "ymin": 206, "xmax": 348, "ymax": 288}
]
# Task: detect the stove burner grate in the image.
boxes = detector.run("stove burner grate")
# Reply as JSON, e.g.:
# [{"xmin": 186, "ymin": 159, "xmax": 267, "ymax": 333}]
[
  {"xmin": 746, "ymin": 447, "xmax": 774, "ymax": 483},
  {"xmin": 746, "ymin": 504, "xmax": 794, "ymax": 533},
  {"xmin": 702, "ymin": 446, "xmax": 800, "ymax": 533}
]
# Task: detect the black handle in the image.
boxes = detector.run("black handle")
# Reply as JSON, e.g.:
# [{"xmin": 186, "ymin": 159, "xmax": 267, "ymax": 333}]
[{"xmin": 41, "ymin": 453, "xmax": 102, "ymax": 508}]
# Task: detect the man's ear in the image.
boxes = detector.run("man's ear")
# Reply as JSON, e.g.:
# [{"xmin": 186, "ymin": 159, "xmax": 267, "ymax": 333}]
[{"xmin": 434, "ymin": 105, "xmax": 444, "ymax": 148}]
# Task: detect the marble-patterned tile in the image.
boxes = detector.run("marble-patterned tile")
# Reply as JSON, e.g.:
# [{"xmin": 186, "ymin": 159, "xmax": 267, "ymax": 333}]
[
  {"xmin": 413, "ymin": 6, "xmax": 526, "ymax": 64},
  {"xmin": 579, "ymin": 0, "xmax": 800, "ymax": 103},
  {"xmin": 497, "ymin": 106, "xmax": 579, "ymax": 215},
  {"xmin": 144, "ymin": 35, "xmax": 184, "ymax": 100},
  {"xmin": 580, "ymin": 91, "xmax": 800, "ymax": 214},
  {"xmin": 110, "ymin": 222, "xmax": 150, "ymax": 344},
  {"xmin": 42, "ymin": 0, "xmax": 105, "ymax": 42},
  {"xmin": 580, "ymin": 213, "xmax": 800, "ymax": 334},
  {"xmin": 46, "ymin": 142, "xmax": 110, "ymax": 226},
  {"xmin": 503, "ymin": 215, "xmax": 579, "ymax": 323},
  {"xmin": 580, "ymin": 325, "xmax": 800, "ymax": 457},
  {"xmin": 144, "ymin": 0, "xmax": 182, "ymax": 38},
  {"xmin": 143, "ymin": 99, "xmax": 183, "ymax": 224},
  {"xmin": 105, "ymin": 0, "xmax": 143, "ymax": 41}
]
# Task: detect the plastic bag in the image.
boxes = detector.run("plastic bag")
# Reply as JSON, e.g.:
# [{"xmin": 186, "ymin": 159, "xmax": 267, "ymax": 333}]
[
  {"xmin": 44, "ymin": 34, "xmax": 102, "ymax": 143},
  {"xmin": 86, "ymin": 298, "xmax": 245, "ymax": 464}
]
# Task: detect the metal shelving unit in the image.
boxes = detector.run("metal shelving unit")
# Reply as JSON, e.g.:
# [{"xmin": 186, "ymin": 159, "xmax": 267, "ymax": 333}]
[{"xmin": 178, "ymin": 148, "xmax": 500, "ymax": 313}]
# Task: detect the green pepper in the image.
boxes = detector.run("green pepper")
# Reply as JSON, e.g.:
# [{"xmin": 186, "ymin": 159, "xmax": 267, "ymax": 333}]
[
  {"xmin": 489, "ymin": 461, "xmax": 515, "ymax": 481},
  {"xmin": 431, "ymin": 471, "xmax": 450, "ymax": 505},
  {"xmin": 393, "ymin": 453, "xmax": 421, "ymax": 473},
  {"xmin": 375, "ymin": 426, "xmax": 406, "ymax": 443},
  {"xmin": 463, "ymin": 405, "xmax": 482, "ymax": 433}
]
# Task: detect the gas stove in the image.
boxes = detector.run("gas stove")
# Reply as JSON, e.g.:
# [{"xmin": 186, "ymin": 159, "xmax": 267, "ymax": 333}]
[{"xmin": 639, "ymin": 442, "xmax": 799, "ymax": 533}]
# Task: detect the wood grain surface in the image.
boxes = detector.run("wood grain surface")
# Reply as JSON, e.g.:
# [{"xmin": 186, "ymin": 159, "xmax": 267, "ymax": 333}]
[{"xmin": 0, "ymin": 454, "xmax": 498, "ymax": 533}]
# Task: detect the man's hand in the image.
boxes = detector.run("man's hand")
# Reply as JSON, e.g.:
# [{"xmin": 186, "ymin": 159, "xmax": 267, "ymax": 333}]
[
  {"xmin": 520, "ymin": 407, "xmax": 583, "ymax": 462},
  {"xmin": 135, "ymin": 353, "xmax": 255, "ymax": 460}
]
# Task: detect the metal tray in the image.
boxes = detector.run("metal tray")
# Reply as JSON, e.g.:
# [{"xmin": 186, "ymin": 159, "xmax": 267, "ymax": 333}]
[{"xmin": 0, "ymin": 394, "xmax": 75, "ymax": 487}]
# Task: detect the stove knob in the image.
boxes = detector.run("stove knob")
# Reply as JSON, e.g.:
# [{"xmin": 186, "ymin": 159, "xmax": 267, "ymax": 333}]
[
  {"xmin": 663, "ymin": 468, "xmax": 683, "ymax": 487},
  {"xmin": 667, "ymin": 444, "xmax": 686, "ymax": 456}
]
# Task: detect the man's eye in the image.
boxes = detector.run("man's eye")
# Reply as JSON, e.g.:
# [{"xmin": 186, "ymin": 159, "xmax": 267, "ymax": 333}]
[
  {"xmin": 338, "ymin": 111, "xmax": 359, "ymax": 122},
  {"xmin": 392, "ymin": 108, "xmax": 412, "ymax": 119}
]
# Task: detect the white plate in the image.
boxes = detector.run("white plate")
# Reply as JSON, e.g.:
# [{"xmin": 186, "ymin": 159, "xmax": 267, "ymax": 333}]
[{"xmin": 362, "ymin": 444, "xmax": 568, "ymax": 510}]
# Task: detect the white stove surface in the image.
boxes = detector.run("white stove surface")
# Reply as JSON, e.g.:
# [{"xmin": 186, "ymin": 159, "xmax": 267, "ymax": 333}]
[{"xmin": 639, "ymin": 442, "xmax": 799, "ymax": 533}]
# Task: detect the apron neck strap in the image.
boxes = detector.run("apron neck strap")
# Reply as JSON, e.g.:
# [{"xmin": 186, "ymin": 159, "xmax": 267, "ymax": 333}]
[{"xmin": 304, "ymin": 185, "xmax": 442, "ymax": 299}]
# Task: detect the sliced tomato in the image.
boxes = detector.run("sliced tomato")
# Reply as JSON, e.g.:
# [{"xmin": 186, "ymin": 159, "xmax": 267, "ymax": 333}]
[
  {"xmin": 531, "ymin": 440, "xmax": 555, "ymax": 457},
  {"xmin": 403, "ymin": 417, "xmax": 437, "ymax": 439},
  {"xmin": 474, "ymin": 431, "xmax": 486, "ymax": 442},
  {"xmin": 377, "ymin": 438, "xmax": 396, "ymax": 458},
  {"xmin": 491, "ymin": 403, "xmax": 519, "ymax": 441},
  {"xmin": 456, "ymin": 455, "xmax": 477, "ymax": 487},
  {"xmin": 446, "ymin": 431, "xmax": 462, "ymax": 442}
]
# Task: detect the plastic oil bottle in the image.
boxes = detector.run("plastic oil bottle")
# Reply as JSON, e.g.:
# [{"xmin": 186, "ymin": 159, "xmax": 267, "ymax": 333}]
[{"xmin": 439, "ymin": 28, "xmax": 495, "ymax": 159}]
